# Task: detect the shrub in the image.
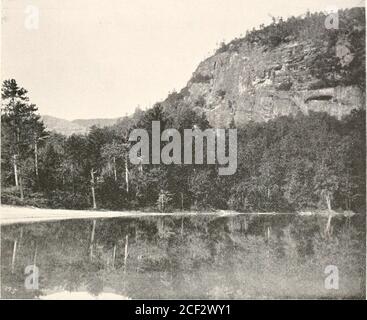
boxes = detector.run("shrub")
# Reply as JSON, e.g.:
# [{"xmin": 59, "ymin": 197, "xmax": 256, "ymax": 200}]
[{"xmin": 191, "ymin": 73, "xmax": 213, "ymax": 84}]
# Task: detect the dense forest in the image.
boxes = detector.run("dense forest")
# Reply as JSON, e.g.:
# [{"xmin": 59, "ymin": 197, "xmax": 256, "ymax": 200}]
[{"xmin": 1, "ymin": 79, "xmax": 365, "ymax": 214}]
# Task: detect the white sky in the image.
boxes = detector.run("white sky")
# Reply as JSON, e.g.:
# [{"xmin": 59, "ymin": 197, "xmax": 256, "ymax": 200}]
[{"xmin": 1, "ymin": 0, "xmax": 364, "ymax": 120}]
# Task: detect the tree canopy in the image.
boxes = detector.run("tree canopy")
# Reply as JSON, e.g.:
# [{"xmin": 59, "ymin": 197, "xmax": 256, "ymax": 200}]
[{"xmin": 1, "ymin": 80, "xmax": 365, "ymax": 214}]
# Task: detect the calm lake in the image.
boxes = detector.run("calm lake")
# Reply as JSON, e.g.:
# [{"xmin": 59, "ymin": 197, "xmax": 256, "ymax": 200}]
[{"xmin": 1, "ymin": 213, "xmax": 365, "ymax": 299}]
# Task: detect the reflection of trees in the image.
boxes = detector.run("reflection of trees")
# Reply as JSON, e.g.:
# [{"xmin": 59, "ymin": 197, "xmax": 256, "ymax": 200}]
[
  {"xmin": 86, "ymin": 274, "xmax": 104, "ymax": 297},
  {"xmin": 1, "ymin": 215, "xmax": 365, "ymax": 299}
]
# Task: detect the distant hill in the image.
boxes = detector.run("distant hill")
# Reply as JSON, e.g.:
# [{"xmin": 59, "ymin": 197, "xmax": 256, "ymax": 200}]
[
  {"xmin": 73, "ymin": 118, "xmax": 120, "ymax": 128},
  {"xmin": 42, "ymin": 115, "xmax": 120, "ymax": 136}
]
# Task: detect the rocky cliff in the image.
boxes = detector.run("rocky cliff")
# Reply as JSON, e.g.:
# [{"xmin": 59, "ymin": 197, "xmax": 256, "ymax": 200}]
[{"xmin": 168, "ymin": 7, "xmax": 365, "ymax": 127}]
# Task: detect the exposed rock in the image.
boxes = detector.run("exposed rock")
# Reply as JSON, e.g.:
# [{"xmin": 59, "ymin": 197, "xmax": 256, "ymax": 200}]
[{"xmin": 173, "ymin": 8, "xmax": 366, "ymax": 127}]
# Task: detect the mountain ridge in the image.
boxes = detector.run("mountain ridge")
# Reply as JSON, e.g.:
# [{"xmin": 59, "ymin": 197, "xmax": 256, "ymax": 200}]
[
  {"xmin": 42, "ymin": 7, "xmax": 365, "ymax": 135},
  {"xmin": 41, "ymin": 115, "xmax": 121, "ymax": 135}
]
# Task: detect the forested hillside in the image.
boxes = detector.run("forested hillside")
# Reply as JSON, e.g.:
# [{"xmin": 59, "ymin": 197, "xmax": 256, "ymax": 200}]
[
  {"xmin": 1, "ymin": 79, "xmax": 365, "ymax": 213},
  {"xmin": 1, "ymin": 8, "xmax": 365, "ymax": 214}
]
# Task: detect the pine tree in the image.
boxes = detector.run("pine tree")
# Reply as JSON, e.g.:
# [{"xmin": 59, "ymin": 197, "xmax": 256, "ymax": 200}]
[{"xmin": 1, "ymin": 79, "xmax": 47, "ymax": 199}]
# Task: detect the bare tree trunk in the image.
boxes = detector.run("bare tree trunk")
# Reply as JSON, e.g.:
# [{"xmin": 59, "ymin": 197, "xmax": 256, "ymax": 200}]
[
  {"xmin": 325, "ymin": 193, "xmax": 332, "ymax": 237},
  {"xmin": 19, "ymin": 227, "xmax": 23, "ymax": 250},
  {"xmin": 112, "ymin": 157, "xmax": 117, "ymax": 181},
  {"xmin": 124, "ymin": 234, "xmax": 129, "ymax": 274},
  {"xmin": 11, "ymin": 239, "xmax": 17, "ymax": 274},
  {"xmin": 13, "ymin": 154, "xmax": 19, "ymax": 187},
  {"xmin": 325, "ymin": 214, "xmax": 333, "ymax": 237},
  {"xmin": 243, "ymin": 216, "xmax": 248, "ymax": 233},
  {"xmin": 14, "ymin": 153, "xmax": 24, "ymax": 200},
  {"xmin": 180, "ymin": 192, "xmax": 184, "ymax": 211},
  {"xmin": 125, "ymin": 159, "xmax": 129, "ymax": 193},
  {"xmin": 34, "ymin": 140, "xmax": 39, "ymax": 177},
  {"xmin": 19, "ymin": 175, "xmax": 24, "ymax": 201},
  {"xmin": 90, "ymin": 169, "xmax": 97, "ymax": 209},
  {"xmin": 180, "ymin": 216, "xmax": 184, "ymax": 237},
  {"xmin": 346, "ymin": 216, "xmax": 351, "ymax": 230},
  {"xmin": 326, "ymin": 193, "xmax": 331, "ymax": 211},
  {"xmin": 89, "ymin": 219, "xmax": 96, "ymax": 261},
  {"xmin": 33, "ymin": 244, "xmax": 37, "ymax": 267},
  {"xmin": 32, "ymin": 243, "xmax": 38, "ymax": 287},
  {"xmin": 160, "ymin": 195, "xmax": 164, "ymax": 212},
  {"xmin": 138, "ymin": 155, "xmax": 143, "ymax": 172},
  {"xmin": 112, "ymin": 244, "xmax": 116, "ymax": 269},
  {"xmin": 157, "ymin": 218, "xmax": 165, "ymax": 235}
]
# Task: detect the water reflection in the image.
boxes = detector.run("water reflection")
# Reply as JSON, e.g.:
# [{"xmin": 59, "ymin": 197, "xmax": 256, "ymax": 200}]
[
  {"xmin": 40, "ymin": 291, "xmax": 130, "ymax": 300},
  {"xmin": 1, "ymin": 214, "xmax": 365, "ymax": 299}
]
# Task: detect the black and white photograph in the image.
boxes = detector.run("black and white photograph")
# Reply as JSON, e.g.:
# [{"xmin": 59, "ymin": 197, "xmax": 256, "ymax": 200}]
[{"xmin": 0, "ymin": 0, "xmax": 366, "ymax": 303}]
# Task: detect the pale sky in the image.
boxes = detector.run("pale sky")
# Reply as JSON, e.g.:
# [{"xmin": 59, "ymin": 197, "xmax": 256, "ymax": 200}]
[{"xmin": 1, "ymin": 0, "xmax": 364, "ymax": 120}]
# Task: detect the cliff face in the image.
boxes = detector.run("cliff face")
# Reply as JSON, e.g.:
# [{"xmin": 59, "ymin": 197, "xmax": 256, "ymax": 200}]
[{"xmin": 176, "ymin": 8, "xmax": 365, "ymax": 127}]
